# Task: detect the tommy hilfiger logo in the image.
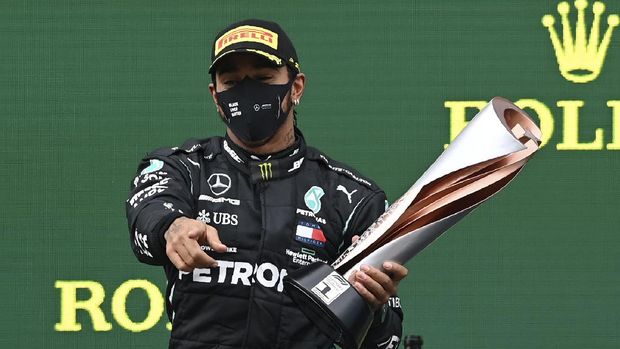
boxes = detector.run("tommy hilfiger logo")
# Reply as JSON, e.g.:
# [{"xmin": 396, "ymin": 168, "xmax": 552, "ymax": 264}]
[
  {"xmin": 295, "ymin": 221, "xmax": 326, "ymax": 247},
  {"xmin": 542, "ymin": 0, "xmax": 619, "ymax": 83}
]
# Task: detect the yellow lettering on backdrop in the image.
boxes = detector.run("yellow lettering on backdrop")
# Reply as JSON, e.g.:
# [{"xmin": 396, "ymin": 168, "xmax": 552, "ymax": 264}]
[
  {"xmin": 514, "ymin": 99, "xmax": 554, "ymax": 148},
  {"xmin": 54, "ymin": 280, "xmax": 112, "ymax": 331},
  {"xmin": 556, "ymin": 100, "xmax": 604, "ymax": 150},
  {"xmin": 444, "ymin": 99, "xmax": 553, "ymax": 148},
  {"xmin": 606, "ymin": 101, "xmax": 620, "ymax": 150},
  {"xmin": 443, "ymin": 101, "xmax": 487, "ymax": 148},
  {"xmin": 111, "ymin": 280, "xmax": 165, "ymax": 332}
]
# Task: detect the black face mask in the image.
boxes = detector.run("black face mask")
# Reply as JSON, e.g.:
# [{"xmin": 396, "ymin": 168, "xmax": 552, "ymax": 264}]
[{"xmin": 216, "ymin": 77, "xmax": 294, "ymax": 145}]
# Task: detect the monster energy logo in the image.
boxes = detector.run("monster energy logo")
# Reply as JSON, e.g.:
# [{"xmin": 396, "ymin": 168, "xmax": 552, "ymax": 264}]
[{"xmin": 259, "ymin": 162, "xmax": 273, "ymax": 180}]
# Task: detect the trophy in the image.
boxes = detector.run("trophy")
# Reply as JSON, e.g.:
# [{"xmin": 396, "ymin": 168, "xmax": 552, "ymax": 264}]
[{"xmin": 283, "ymin": 97, "xmax": 542, "ymax": 349}]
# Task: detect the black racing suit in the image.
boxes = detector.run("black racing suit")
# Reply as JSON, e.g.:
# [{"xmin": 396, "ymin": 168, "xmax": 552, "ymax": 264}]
[{"xmin": 126, "ymin": 129, "xmax": 403, "ymax": 349}]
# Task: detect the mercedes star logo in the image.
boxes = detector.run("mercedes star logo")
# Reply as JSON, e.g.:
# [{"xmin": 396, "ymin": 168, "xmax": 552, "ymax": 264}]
[{"xmin": 207, "ymin": 173, "xmax": 231, "ymax": 196}]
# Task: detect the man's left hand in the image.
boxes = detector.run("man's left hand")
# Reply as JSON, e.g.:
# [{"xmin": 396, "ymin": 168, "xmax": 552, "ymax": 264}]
[{"xmin": 347, "ymin": 236, "xmax": 408, "ymax": 311}]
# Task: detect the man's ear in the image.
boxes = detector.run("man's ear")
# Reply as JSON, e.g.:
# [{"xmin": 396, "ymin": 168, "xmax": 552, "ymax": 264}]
[
  {"xmin": 291, "ymin": 73, "xmax": 306, "ymax": 103},
  {"xmin": 209, "ymin": 83, "xmax": 228, "ymax": 123},
  {"xmin": 209, "ymin": 83, "xmax": 223, "ymax": 114}
]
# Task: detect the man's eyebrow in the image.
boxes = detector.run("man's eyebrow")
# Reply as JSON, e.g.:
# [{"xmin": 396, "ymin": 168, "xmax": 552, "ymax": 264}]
[{"xmin": 217, "ymin": 64, "xmax": 238, "ymax": 75}]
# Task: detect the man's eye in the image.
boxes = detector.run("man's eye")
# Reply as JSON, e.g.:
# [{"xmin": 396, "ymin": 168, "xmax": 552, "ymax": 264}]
[
  {"xmin": 257, "ymin": 76, "xmax": 272, "ymax": 81},
  {"xmin": 224, "ymin": 80, "xmax": 237, "ymax": 86}
]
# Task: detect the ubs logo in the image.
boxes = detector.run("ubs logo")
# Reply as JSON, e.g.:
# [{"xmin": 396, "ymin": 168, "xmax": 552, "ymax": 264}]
[{"xmin": 207, "ymin": 173, "xmax": 231, "ymax": 196}]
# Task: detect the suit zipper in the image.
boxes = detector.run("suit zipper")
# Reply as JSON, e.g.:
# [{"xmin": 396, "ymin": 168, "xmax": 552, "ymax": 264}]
[{"xmin": 242, "ymin": 182, "xmax": 268, "ymax": 348}]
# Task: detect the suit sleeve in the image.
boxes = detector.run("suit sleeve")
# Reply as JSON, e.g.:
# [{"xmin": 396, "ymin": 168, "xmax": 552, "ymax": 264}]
[
  {"xmin": 344, "ymin": 191, "xmax": 404, "ymax": 349},
  {"xmin": 126, "ymin": 153, "xmax": 196, "ymax": 266}
]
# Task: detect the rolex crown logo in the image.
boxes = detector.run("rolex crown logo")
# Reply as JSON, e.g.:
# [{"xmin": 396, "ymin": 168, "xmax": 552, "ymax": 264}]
[
  {"xmin": 542, "ymin": 0, "xmax": 619, "ymax": 83},
  {"xmin": 259, "ymin": 162, "xmax": 273, "ymax": 180}
]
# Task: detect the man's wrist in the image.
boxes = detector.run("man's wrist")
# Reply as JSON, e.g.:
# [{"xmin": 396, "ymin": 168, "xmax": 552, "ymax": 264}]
[
  {"xmin": 158, "ymin": 212, "xmax": 187, "ymax": 243},
  {"xmin": 371, "ymin": 303, "xmax": 388, "ymax": 327}
]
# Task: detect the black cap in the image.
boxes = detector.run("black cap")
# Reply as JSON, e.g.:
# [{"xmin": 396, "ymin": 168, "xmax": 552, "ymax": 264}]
[{"xmin": 209, "ymin": 19, "xmax": 300, "ymax": 74}]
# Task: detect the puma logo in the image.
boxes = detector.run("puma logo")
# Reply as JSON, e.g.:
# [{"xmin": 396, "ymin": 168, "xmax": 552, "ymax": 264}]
[{"xmin": 336, "ymin": 185, "xmax": 358, "ymax": 204}]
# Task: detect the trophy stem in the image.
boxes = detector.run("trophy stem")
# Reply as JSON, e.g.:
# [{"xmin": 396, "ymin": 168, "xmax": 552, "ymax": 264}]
[{"xmin": 283, "ymin": 262, "xmax": 374, "ymax": 349}]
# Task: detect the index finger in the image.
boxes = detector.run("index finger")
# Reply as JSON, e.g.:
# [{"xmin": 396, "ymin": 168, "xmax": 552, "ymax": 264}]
[
  {"xmin": 383, "ymin": 262, "xmax": 408, "ymax": 282},
  {"xmin": 204, "ymin": 224, "xmax": 227, "ymax": 253},
  {"xmin": 183, "ymin": 238, "xmax": 218, "ymax": 268}
]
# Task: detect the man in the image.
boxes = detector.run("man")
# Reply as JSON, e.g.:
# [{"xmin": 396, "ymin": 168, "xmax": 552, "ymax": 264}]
[{"xmin": 127, "ymin": 19, "xmax": 407, "ymax": 349}]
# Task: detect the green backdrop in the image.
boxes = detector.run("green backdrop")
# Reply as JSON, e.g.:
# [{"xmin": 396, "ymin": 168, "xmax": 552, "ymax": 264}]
[{"xmin": 2, "ymin": 0, "xmax": 620, "ymax": 348}]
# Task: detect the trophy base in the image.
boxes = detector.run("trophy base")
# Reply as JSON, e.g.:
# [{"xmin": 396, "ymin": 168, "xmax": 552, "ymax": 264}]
[{"xmin": 283, "ymin": 262, "xmax": 374, "ymax": 349}]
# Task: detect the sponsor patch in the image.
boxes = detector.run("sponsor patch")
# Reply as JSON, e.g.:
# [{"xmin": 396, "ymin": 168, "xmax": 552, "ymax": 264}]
[
  {"xmin": 214, "ymin": 25, "xmax": 278, "ymax": 56},
  {"xmin": 197, "ymin": 210, "xmax": 210, "ymax": 223},
  {"xmin": 184, "ymin": 144, "xmax": 201, "ymax": 153},
  {"xmin": 179, "ymin": 260, "xmax": 287, "ymax": 293},
  {"xmin": 223, "ymin": 140, "xmax": 244, "ymax": 163},
  {"xmin": 378, "ymin": 335, "xmax": 400, "ymax": 349},
  {"xmin": 201, "ymin": 245, "xmax": 238, "ymax": 254},
  {"xmin": 140, "ymin": 159, "xmax": 164, "ymax": 175},
  {"xmin": 304, "ymin": 186, "xmax": 324, "ymax": 214},
  {"xmin": 295, "ymin": 221, "xmax": 326, "ymax": 247},
  {"xmin": 288, "ymin": 157, "xmax": 304, "ymax": 172},
  {"xmin": 133, "ymin": 230, "xmax": 152, "ymax": 258},
  {"xmin": 199, "ymin": 194, "xmax": 240, "ymax": 206},
  {"xmin": 388, "ymin": 296, "xmax": 402, "ymax": 309},
  {"xmin": 319, "ymin": 155, "xmax": 372, "ymax": 187},
  {"xmin": 207, "ymin": 173, "xmax": 232, "ymax": 196},
  {"xmin": 311, "ymin": 271, "xmax": 350, "ymax": 305},
  {"xmin": 197, "ymin": 210, "xmax": 238, "ymax": 226},
  {"xmin": 336, "ymin": 184, "xmax": 357, "ymax": 204},
  {"xmin": 285, "ymin": 248, "xmax": 328, "ymax": 266},
  {"xmin": 258, "ymin": 162, "xmax": 273, "ymax": 180},
  {"xmin": 295, "ymin": 208, "xmax": 327, "ymax": 224},
  {"xmin": 133, "ymin": 171, "xmax": 167, "ymax": 187},
  {"xmin": 301, "ymin": 247, "xmax": 315, "ymax": 256},
  {"xmin": 128, "ymin": 178, "xmax": 169, "ymax": 207}
]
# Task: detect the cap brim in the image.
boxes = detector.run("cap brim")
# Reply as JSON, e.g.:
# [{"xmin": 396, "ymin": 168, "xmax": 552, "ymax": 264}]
[{"xmin": 208, "ymin": 48, "xmax": 285, "ymax": 74}]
